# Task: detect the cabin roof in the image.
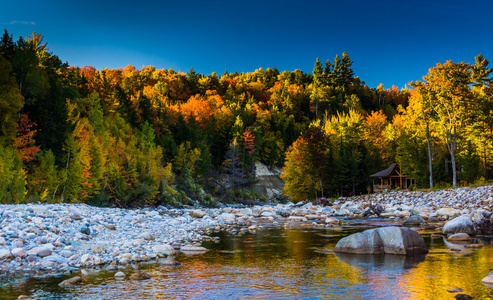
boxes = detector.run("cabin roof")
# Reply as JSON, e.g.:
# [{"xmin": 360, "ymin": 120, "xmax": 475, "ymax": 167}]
[{"xmin": 369, "ymin": 163, "xmax": 397, "ymax": 178}]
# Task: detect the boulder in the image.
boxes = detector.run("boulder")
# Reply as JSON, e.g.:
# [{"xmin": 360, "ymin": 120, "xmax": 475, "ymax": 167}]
[
  {"xmin": 443, "ymin": 216, "xmax": 475, "ymax": 235},
  {"xmin": 334, "ymin": 226, "xmax": 428, "ymax": 255},
  {"xmin": 402, "ymin": 215, "xmax": 426, "ymax": 226},
  {"xmin": 447, "ymin": 233, "xmax": 472, "ymax": 241},
  {"xmin": 482, "ymin": 274, "xmax": 493, "ymax": 284},
  {"xmin": 151, "ymin": 244, "xmax": 175, "ymax": 257}
]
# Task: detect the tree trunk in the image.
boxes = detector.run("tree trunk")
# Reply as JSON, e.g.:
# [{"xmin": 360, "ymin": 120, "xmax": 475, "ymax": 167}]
[
  {"xmin": 425, "ymin": 120, "xmax": 433, "ymax": 188},
  {"xmin": 451, "ymin": 126, "xmax": 457, "ymax": 187}
]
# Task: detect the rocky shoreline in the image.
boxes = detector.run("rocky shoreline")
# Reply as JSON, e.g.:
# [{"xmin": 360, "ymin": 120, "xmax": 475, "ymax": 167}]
[{"xmin": 1, "ymin": 185, "xmax": 492, "ymax": 282}]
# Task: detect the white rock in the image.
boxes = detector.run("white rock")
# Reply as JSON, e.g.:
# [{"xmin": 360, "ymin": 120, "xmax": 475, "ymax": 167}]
[
  {"xmin": 11, "ymin": 248, "xmax": 27, "ymax": 258},
  {"xmin": 32, "ymin": 206, "xmax": 47, "ymax": 213},
  {"xmin": 325, "ymin": 217, "xmax": 340, "ymax": 224},
  {"xmin": 115, "ymin": 271, "xmax": 125, "ymax": 278},
  {"xmin": 27, "ymin": 247, "xmax": 52, "ymax": 257},
  {"xmin": 0, "ymin": 249, "xmax": 12, "ymax": 260},
  {"xmin": 151, "ymin": 244, "xmax": 176, "ymax": 256},
  {"xmin": 81, "ymin": 254, "xmax": 94, "ymax": 264},
  {"xmin": 217, "ymin": 213, "xmax": 235, "ymax": 223},
  {"xmin": 192, "ymin": 210, "xmax": 206, "ymax": 218},
  {"xmin": 180, "ymin": 244, "xmax": 208, "ymax": 252},
  {"xmin": 136, "ymin": 232, "xmax": 155, "ymax": 240}
]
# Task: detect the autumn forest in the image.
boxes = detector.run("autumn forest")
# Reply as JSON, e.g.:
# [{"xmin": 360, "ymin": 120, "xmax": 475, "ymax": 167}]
[{"xmin": 1, "ymin": 29, "xmax": 492, "ymax": 206}]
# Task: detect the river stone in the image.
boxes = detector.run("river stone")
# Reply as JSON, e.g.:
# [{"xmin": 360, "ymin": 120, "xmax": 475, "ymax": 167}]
[
  {"xmin": 217, "ymin": 213, "xmax": 235, "ymax": 223},
  {"xmin": 443, "ymin": 216, "xmax": 475, "ymax": 235},
  {"xmin": 334, "ymin": 228, "xmax": 384, "ymax": 254},
  {"xmin": 11, "ymin": 248, "xmax": 27, "ymax": 258},
  {"xmin": 192, "ymin": 210, "xmax": 206, "ymax": 218},
  {"xmin": 80, "ymin": 227, "xmax": 90, "ymax": 235},
  {"xmin": 403, "ymin": 215, "xmax": 426, "ymax": 226},
  {"xmin": 0, "ymin": 249, "xmax": 12, "ymax": 260},
  {"xmin": 115, "ymin": 271, "xmax": 125, "ymax": 278},
  {"xmin": 136, "ymin": 232, "xmax": 155, "ymax": 240},
  {"xmin": 58, "ymin": 276, "xmax": 82, "ymax": 287},
  {"xmin": 152, "ymin": 244, "xmax": 176, "ymax": 256},
  {"xmin": 81, "ymin": 254, "xmax": 94, "ymax": 264},
  {"xmin": 104, "ymin": 224, "xmax": 116, "ymax": 230},
  {"xmin": 482, "ymin": 274, "xmax": 493, "ymax": 284},
  {"xmin": 305, "ymin": 214, "xmax": 320, "ymax": 220},
  {"xmin": 334, "ymin": 209, "xmax": 350, "ymax": 216},
  {"xmin": 27, "ymin": 247, "xmax": 52, "ymax": 257},
  {"xmin": 130, "ymin": 271, "xmax": 151, "ymax": 280},
  {"xmin": 437, "ymin": 208, "xmax": 460, "ymax": 219},
  {"xmin": 180, "ymin": 244, "xmax": 208, "ymax": 252},
  {"xmin": 334, "ymin": 226, "xmax": 428, "ymax": 255},
  {"xmin": 394, "ymin": 210, "xmax": 411, "ymax": 218},
  {"xmin": 32, "ymin": 206, "xmax": 47, "ymax": 213},
  {"xmin": 447, "ymin": 233, "xmax": 472, "ymax": 241},
  {"xmin": 0, "ymin": 237, "xmax": 5, "ymax": 246},
  {"xmin": 325, "ymin": 217, "xmax": 340, "ymax": 224}
]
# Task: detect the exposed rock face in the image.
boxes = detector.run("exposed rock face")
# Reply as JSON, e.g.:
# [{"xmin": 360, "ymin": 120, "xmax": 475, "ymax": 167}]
[
  {"xmin": 443, "ymin": 216, "xmax": 476, "ymax": 235},
  {"xmin": 334, "ymin": 226, "xmax": 428, "ymax": 255},
  {"xmin": 253, "ymin": 162, "xmax": 284, "ymax": 201}
]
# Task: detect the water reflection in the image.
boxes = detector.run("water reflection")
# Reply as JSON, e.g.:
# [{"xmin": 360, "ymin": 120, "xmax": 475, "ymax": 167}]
[
  {"xmin": 335, "ymin": 252, "xmax": 426, "ymax": 271},
  {"xmin": 3, "ymin": 221, "xmax": 493, "ymax": 299}
]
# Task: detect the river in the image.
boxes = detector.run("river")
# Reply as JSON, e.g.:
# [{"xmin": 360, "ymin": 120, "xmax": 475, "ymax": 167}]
[{"xmin": 2, "ymin": 218, "xmax": 493, "ymax": 299}]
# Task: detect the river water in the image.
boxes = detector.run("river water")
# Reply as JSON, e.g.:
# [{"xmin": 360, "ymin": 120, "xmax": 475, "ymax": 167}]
[{"xmin": 2, "ymin": 218, "xmax": 493, "ymax": 299}]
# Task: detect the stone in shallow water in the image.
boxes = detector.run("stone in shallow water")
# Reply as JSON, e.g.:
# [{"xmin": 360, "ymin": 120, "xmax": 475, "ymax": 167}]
[
  {"xmin": 447, "ymin": 233, "xmax": 472, "ymax": 241},
  {"xmin": 334, "ymin": 226, "xmax": 428, "ymax": 255},
  {"xmin": 151, "ymin": 244, "xmax": 175, "ymax": 257},
  {"xmin": 129, "ymin": 271, "xmax": 151, "ymax": 280},
  {"xmin": 443, "ymin": 216, "xmax": 475, "ymax": 235},
  {"xmin": 58, "ymin": 276, "xmax": 82, "ymax": 287},
  {"xmin": 402, "ymin": 215, "xmax": 426, "ymax": 226},
  {"xmin": 114, "ymin": 271, "xmax": 125, "ymax": 278},
  {"xmin": 180, "ymin": 244, "xmax": 208, "ymax": 252}
]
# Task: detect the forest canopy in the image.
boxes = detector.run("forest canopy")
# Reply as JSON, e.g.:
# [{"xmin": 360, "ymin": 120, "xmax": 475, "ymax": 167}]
[{"xmin": 1, "ymin": 29, "xmax": 492, "ymax": 206}]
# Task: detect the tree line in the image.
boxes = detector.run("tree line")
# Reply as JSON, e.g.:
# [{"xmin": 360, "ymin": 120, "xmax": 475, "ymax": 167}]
[{"xmin": 0, "ymin": 29, "xmax": 491, "ymax": 206}]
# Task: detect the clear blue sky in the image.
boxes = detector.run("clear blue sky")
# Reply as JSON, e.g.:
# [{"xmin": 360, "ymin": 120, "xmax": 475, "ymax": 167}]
[{"xmin": 2, "ymin": 0, "xmax": 492, "ymax": 88}]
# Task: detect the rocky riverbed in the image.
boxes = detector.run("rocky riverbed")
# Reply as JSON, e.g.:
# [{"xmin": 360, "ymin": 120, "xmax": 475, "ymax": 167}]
[{"xmin": 1, "ymin": 185, "xmax": 492, "ymax": 282}]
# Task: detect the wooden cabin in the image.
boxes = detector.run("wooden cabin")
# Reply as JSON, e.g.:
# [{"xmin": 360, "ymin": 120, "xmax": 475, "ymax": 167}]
[{"xmin": 370, "ymin": 163, "xmax": 415, "ymax": 192}]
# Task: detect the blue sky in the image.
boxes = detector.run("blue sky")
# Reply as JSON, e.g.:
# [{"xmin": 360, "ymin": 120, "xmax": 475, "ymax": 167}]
[{"xmin": 2, "ymin": 0, "xmax": 492, "ymax": 88}]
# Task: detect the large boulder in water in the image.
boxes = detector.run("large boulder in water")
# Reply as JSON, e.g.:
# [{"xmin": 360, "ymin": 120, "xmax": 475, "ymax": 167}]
[
  {"xmin": 334, "ymin": 226, "xmax": 428, "ymax": 255},
  {"xmin": 443, "ymin": 216, "xmax": 475, "ymax": 235}
]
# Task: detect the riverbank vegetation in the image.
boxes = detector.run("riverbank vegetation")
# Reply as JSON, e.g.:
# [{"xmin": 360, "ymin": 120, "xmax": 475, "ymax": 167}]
[{"xmin": 0, "ymin": 29, "xmax": 492, "ymax": 206}]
